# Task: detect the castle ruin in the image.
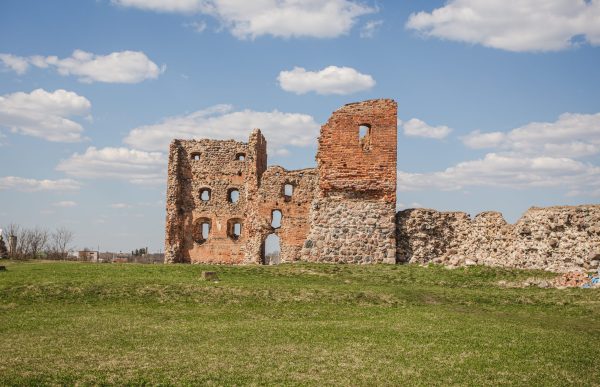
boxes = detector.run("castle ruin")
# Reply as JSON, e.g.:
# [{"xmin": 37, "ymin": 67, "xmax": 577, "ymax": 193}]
[{"xmin": 165, "ymin": 99, "xmax": 600, "ymax": 272}]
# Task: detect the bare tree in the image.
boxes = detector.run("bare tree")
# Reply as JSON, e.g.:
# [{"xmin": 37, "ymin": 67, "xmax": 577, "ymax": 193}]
[
  {"xmin": 2, "ymin": 224, "xmax": 76, "ymax": 259},
  {"xmin": 49, "ymin": 227, "xmax": 74, "ymax": 259},
  {"xmin": 28, "ymin": 227, "xmax": 48, "ymax": 258},
  {"xmin": 16, "ymin": 228, "xmax": 33, "ymax": 258},
  {"xmin": 3, "ymin": 223, "xmax": 20, "ymax": 239}
]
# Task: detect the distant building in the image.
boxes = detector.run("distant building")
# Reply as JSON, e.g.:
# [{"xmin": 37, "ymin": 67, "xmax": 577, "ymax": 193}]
[{"xmin": 78, "ymin": 250, "xmax": 99, "ymax": 262}]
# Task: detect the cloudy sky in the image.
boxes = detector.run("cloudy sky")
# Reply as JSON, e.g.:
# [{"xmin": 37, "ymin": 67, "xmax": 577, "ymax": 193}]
[{"xmin": 1, "ymin": 0, "xmax": 599, "ymax": 252}]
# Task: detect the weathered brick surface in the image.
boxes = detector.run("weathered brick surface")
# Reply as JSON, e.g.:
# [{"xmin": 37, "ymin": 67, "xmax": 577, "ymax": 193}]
[
  {"xmin": 318, "ymin": 99, "xmax": 397, "ymax": 203},
  {"xmin": 246, "ymin": 166, "xmax": 318, "ymax": 264},
  {"xmin": 164, "ymin": 132, "xmax": 263, "ymax": 263},
  {"xmin": 397, "ymin": 205, "xmax": 600, "ymax": 272}
]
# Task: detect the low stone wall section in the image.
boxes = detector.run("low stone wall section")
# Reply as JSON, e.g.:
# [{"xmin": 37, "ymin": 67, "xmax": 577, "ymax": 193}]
[{"xmin": 396, "ymin": 205, "xmax": 600, "ymax": 272}]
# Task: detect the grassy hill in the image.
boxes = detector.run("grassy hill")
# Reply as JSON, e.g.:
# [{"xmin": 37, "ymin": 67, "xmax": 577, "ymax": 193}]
[{"xmin": 0, "ymin": 261, "xmax": 598, "ymax": 385}]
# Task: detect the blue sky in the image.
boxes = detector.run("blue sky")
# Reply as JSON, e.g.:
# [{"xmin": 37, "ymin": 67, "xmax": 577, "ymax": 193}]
[{"xmin": 1, "ymin": 0, "xmax": 599, "ymax": 252}]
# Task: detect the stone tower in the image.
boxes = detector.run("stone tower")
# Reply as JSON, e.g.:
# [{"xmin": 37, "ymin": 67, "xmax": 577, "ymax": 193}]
[{"xmin": 300, "ymin": 99, "xmax": 398, "ymax": 263}]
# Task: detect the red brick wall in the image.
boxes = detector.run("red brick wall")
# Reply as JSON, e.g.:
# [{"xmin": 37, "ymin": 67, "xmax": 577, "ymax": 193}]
[{"xmin": 317, "ymin": 99, "xmax": 397, "ymax": 203}]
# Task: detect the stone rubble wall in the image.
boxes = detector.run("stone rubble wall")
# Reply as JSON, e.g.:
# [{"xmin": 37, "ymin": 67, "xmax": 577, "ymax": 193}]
[
  {"xmin": 301, "ymin": 196, "xmax": 396, "ymax": 264},
  {"xmin": 396, "ymin": 205, "xmax": 600, "ymax": 272}
]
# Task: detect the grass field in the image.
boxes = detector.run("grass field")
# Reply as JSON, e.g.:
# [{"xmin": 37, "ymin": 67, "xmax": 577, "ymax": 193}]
[{"xmin": 0, "ymin": 261, "xmax": 599, "ymax": 385}]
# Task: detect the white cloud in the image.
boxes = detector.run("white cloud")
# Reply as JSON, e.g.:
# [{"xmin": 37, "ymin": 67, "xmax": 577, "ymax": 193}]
[
  {"xmin": 462, "ymin": 112, "xmax": 600, "ymax": 157},
  {"xmin": 398, "ymin": 153, "xmax": 600, "ymax": 192},
  {"xmin": 0, "ymin": 176, "xmax": 81, "ymax": 192},
  {"xmin": 401, "ymin": 111, "xmax": 600, "ymax": 196},
  {"xmin": 56, "ymin": 147, "xmax": 167, "ymax": 185},
  {"xmin": 0, "ymin": 54, "xmax": 29, "ymax": 74},
  {"xmin": 109, "ymin": 203, "xmax": 132, "ymax": 209},
  {"xmin": 406, "ymin": 0, "xmax": 600, "ymax": 52},
  {"xmin": 53, "ymin": 201, "xmax": 78, "ymax": 208},
  {"xmin": 0, "ymin": 50, "xmax": 164, "ymax": 83},
  {"xmin": 0, "ymin": 89, "xmax": 91, "ymax": 142},
  {"xmin": 123, "ymin": 104, "xmax": 319, "ymax": 155},
  {"xmin": 360, "ymin": 20, "xmax": 383, "ymax": 38},
  {"xmin": 113, "ymin": 0, "xmax": 376, "ymax": 39},
  {"xmin": 461, "ymin": 130, "xmax": 506, "ymax": 148},
  {"xmin": 278, "ymin": 66, "xmax": 375, "ymax": 95},
  {"xmin": 402, "ymin": 118, "xmax": 452, "ymax": 139},
  {"xmin": 112, "ymin": 0, "xmax": 204, "ymax": 13}
]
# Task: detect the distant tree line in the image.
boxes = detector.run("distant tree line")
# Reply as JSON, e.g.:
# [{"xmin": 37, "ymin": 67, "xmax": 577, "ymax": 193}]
[{"xmin": 1, "ymin": 224, "xmax": 74, "ymax": 260}]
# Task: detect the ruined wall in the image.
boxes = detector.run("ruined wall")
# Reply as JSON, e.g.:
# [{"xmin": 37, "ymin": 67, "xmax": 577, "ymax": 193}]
[
  {"xmin": 165, "ymin": 99, "xmax": 599, "ymax": 271},
  {"xmin": 396, "ymin": 205, "xmax": 600, "ymax": 272},
  {"xmin": 301, "ymin": 99, "xmax": 398, "ymax": 264},
  {"xmin": 164, "ymin": 128, "xmax": 318, "ymax": 264},
  {"xmin": 164, "ymin": 130, "xmax": 266, "ymax": 264},
  {"xmin": 166, "ymin": 99, "xmax": 399, "ymax": 265},
  {"xmin": 301, "ymin": 197, "xmax": 396, "ymax": 263},
  {"xmin": 252, "ymin": 167, "xmax": 318, "ymax": 263},
  {"xmin": 317, "ymin": 99, "xmax": 397, "ymax": 202}
]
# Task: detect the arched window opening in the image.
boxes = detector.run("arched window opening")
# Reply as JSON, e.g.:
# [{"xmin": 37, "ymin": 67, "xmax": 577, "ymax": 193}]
[
  {"xmin": 199, "ymin": 188, "xmax": 211, "ymax": 202},
  {"xmin": 227, "ymin": 219, "xmax": 242, "ymax": 240},
  {"xmin": 235, "ymin": 153, "xmax": 246, "ymax": 161},
  {"xmin": 194, "ymin": 218, "xmax": 211, "ymax": 244},
  {"xmin": 271, "ymin": 209, "xmax": 282, "ymax": 228},
  {"xmin": 262, "ymin": 233, "xmax": 281, "ymax": 265},
  {"xmin": 228, "ymin": 188, "xmax": 240, "ymax": 203},
  {"xmin": 359, "ymin": 124, "xmax": 371, "ymax": 150},
  {"xmin": 191, "ymin": 152, "xmax": 201, "ymax": 161}
]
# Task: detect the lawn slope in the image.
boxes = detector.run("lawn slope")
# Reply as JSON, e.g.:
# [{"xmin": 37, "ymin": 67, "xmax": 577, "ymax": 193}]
[{"xmin": 0, "ymin": 261, "xmax": 598, "ymax": 385}]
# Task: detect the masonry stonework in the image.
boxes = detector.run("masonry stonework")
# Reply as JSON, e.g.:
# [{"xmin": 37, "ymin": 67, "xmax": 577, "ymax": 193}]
[
  {"xmin": 165, "ymin": 99, "xmax": 599, "ymax": 272},
  {"xmin": 397, "ymin": 206, "xmax": 600, "ymax": 272}
]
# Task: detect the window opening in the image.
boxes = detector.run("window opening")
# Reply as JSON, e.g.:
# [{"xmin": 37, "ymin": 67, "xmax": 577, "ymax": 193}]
[
  {"xmin": 235, "ymin": 153, "xmax": 246, "ymax": 161},
  {"xmin": 195, "ymin": 218, "xmax": 211, "ymax": 244},
  {"xmin": 271, "ymin": 209, "xmax": 282, "ymax": 228},
  {"xmin": 359, "ymin": 124, "xmax": 371, "ymax": 150},
  {"xmin": 191, "ymin": 152, "xmax": 201, "ymax": 161},
  {"xmin": 200, "ymin": 188, "xmax": 211, "ymax": 202},
  {"xmin": 228, "ymin": 188, "xmax": 240, "ymax": 203},
  {"xmin": 284, "ymin": 183, "xmax": 293, "ymax": 197},
  {"xmin": 227, "ymin": 219, "xmax": 242, "ymax": 240},
  {"xmin": 202, "ymin": 223, "xmax": 210, "ymax": 239}
]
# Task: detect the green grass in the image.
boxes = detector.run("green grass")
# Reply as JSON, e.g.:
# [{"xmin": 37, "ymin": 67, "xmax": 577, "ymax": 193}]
[{"xmin": 0, "ymin": 261, "xmax": 598, "ymax": 386}]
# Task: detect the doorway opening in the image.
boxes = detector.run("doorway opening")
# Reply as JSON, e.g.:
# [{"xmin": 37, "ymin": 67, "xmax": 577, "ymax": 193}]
[{"xmin": 262, "ymin": 233, "xmax": 281, "ymax": 265}]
